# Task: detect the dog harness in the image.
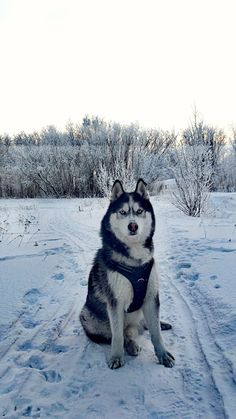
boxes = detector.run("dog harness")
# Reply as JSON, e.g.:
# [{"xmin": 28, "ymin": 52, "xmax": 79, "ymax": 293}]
[{"xmin": 108, "ymin": 258, "xmax": 154, "ymax": 313}]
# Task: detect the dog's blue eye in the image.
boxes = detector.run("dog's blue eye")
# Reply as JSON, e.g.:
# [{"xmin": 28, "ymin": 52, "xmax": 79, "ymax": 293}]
[
  {"xmin": 137, "ymin": 209, "xmax": 143, "ymax": 215},
  {"xmin": 119, "ymin": 209, "xmax": 126, "ymax": 215}
]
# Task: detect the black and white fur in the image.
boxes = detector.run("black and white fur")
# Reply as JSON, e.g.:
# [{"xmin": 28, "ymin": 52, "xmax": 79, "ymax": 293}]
[{"xmin": 80, "ymin": 179, "xmax": 175, "ymax": 369}]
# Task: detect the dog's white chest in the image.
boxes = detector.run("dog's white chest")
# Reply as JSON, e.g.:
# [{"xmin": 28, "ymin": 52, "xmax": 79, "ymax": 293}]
[{"xmin": 108, "ymin": 271, "xmax": 133, "ymax": 311}]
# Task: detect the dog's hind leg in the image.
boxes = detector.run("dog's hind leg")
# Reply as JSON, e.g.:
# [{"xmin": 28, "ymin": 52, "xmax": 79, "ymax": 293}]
[
  {"xmin": 80, "ymin": 305, "xmax": 111, "ymax": 343},
  {"xmin": 124, "ymin": 325, "xmax": 141, "ymax": 356}
]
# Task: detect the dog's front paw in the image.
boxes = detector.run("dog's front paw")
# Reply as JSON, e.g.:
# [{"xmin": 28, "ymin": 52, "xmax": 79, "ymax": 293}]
[
  {"xmin": 158, "ymin": 351, "xmax": 175, "ymax": 368},
  {"xmin": 108, "ymin": 355, "xmax": 125, "ymax": 370}
]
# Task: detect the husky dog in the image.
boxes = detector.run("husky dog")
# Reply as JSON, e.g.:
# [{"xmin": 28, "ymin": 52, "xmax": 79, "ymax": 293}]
[{"xmin": 80, "ymin": 179, "xmax": 175, "ymax": 369}]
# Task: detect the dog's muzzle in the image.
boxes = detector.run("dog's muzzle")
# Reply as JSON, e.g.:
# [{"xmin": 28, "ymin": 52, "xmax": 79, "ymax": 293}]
[{"xmin": 128, "ymin": 222, "xmax": 138, "ymax": 235}]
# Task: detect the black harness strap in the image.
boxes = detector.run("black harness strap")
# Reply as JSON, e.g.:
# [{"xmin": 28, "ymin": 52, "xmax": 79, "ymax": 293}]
[{"xmin": 107, "ymin": 258, "xmax": 154, "ymax": 313}]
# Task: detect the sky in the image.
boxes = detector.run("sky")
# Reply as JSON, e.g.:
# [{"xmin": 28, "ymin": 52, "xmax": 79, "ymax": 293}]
[{"xmin": 0, "ymin": 0, "xmax": 236, "ymax": 135}]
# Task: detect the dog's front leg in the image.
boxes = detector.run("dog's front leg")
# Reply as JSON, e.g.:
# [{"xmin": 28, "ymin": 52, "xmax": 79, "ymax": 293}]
[
  {"xmin": 142, "ymin": 294, "xmax": 175, "ymax": 368},
  {"xmin": 107, "ymin": 303, "xmax": 125, "ymax": 369}
]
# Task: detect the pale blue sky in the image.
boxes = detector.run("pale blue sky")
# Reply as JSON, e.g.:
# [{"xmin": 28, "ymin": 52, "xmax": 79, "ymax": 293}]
[{"xmin": 0, "ymin": 0, "xmax": 236, "ymax": 134}]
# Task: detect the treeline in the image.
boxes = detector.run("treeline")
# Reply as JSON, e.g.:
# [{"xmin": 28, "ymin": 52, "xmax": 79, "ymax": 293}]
[{"xmin": 0, "ymin": 115, "xmax": 236, "ymax": 198}]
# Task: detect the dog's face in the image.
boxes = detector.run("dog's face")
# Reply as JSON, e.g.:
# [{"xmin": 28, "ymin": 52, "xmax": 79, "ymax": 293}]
[{"xmin": 107, "ymin": 179, "xmax": 155, "ymax": 246}]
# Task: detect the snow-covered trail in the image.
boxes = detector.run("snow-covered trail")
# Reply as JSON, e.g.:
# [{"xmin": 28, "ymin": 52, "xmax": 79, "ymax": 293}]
[
  {"xmin": 155, "ymin": 196, "xmax": 236, "ymax": 419},
  {"xmin": 0, "ymin": 197, "xmax": 235, "ymax": 418}
]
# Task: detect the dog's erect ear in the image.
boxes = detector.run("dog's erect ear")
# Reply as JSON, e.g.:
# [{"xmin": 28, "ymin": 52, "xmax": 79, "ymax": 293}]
[
  {"xmin": 110, "ymin": 180, "xmax": 124, "ymax": 202},
  {"xmin": 135, "ymin": 179, "xmax": 149, "ymax": 200}
]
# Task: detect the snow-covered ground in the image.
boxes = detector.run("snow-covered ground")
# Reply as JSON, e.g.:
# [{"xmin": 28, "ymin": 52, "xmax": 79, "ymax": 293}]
[{"xmin": 0, "ymin": 194, "xmax": 236, "ymax": 418}]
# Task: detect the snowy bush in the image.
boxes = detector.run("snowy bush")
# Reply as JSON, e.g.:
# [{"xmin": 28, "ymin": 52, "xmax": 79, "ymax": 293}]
[
  {"xmin": 97, "ymin": 161, "xmax": 136, "ymax": 198},
  {"xmin": 170, "ymin": 142, "xmax": 213, "ymax": 217},
  {"xmin": 216, "ymin": 149, "xmax": 236, "ymax": 192}
]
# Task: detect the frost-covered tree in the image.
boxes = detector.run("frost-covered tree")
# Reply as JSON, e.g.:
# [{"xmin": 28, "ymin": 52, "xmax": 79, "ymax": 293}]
[
  {"xmin": 0, "ymin": 114, "xmax": 220, "ymax": 199},
  {"xmin": 230, "ymin": 127, "xmax": 236, "ymax": 153},
  {"xmin": 170, "ymin": 139, "xmax": 213, "ymax": 217},
  {"xmin": 182, "ymin": 110, "xmax": 225, "ymax": 190},
  {"xmin": 96, "ymin": 160, "xmax": 136, "ymax": 198},
  {"xmin": 217, "ymin": 155, "xmax": 236, "ymax": 192},
  {"xmin": 216, "ymin": 129, "xmax": 236, "ymax": 191}
]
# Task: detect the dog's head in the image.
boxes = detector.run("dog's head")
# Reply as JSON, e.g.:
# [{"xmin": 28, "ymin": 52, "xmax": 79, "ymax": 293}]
[{"xmin": 102, "ymin": 179, "xmax": 155, "ymax": 250}]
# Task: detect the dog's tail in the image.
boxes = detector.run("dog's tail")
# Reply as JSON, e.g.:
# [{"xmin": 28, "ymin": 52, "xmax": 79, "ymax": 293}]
[{"xmin": 160, "ymin": 321, "xmax": 172, "ymax": 331}]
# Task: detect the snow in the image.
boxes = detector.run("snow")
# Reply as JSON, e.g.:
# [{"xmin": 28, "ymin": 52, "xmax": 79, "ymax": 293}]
[{"xmin": 0, "ymin": 194, "xmax": 236, "ymax": 418}]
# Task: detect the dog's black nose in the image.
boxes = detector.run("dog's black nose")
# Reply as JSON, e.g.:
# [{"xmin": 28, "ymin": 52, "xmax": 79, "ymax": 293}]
[{"xmin": 128, "ymin": 222, "xmax": 138, "ymax": 233}]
